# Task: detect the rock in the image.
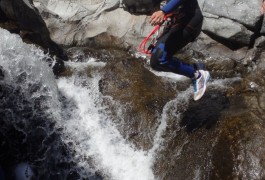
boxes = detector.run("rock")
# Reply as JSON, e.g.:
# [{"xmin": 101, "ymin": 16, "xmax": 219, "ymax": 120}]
[
  {"xmin": 184, "ymin": 33, "xmax": 245, "ymax": 78},
  {"xmin": 151, "ymin": 73, "xmax": 265, "ymax": 179},
  {"xmin": 209, "ymin": 75, "xmax": 265, "ymax": 179},
  {"xmin": 202, "ymin": 13, "xmax": 254, "ymax": 46},
  {"xmin": 97, "ymin": 49, "xmax": 180, "ymax": 149},
  {"xmin": 34, "ymin": 0, "xmax": 120, "ymax": 22},
  {"xmin": 35, "ymin": 1, "xmax": 151, "ymax": 48},
  {"xmin": 200, "ymin": 0, "xmax": 262, "ymax": 29},
  {"xmin": 2, "ymin": 41, "xmax": 265, "ymax": 179}
]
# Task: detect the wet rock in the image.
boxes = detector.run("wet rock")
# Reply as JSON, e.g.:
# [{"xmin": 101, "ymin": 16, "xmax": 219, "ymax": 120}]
[
  {"xmin": 70, "ymin": 46, "xmax": 265, "ymax": 179},
  {"xmin": 151, "ymin": 73, "xmax": 265, "ymax": 179},
  {"xmin": 186, "ymin": 32, "xmax": 257, "ymax": 78},
  {"xmin": 210, "ymin": 94, "xmax": 265, "ymax": 179},
  {"xmin": 180, "ymin": 90, "xmax": 229, "ymax": 132},
  {"xmin": 99, "ymin": 50, "xmax": 179, "ymax": 149}
]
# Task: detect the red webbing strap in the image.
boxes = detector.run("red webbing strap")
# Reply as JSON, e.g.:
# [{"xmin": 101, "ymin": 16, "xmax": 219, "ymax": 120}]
[
  {"xmin": 138, "ymin": 14, "xmax": 173, "ymax": 55},
  {"xmin": 138, "ymin": 24, "xmax": 161, "ymax": 55}
]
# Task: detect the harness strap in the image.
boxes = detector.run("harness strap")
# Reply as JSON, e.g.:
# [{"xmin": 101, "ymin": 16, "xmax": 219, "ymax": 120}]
[{"xmin": 138, "ymin": 14, "xmax": 173, "ymax": 55}]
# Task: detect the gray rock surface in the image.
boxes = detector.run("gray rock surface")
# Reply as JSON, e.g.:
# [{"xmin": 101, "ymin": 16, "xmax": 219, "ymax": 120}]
[
  {"xmin": 202, "ymin": 13, "xmax": 253, "ymax": 46},
  {"xmin": 200, "ymin": 0, "xmax": 262, "ymax": 29},
  {"xmin": 34, "ymin": 0, "xmax": 151, "ymax": 48}
]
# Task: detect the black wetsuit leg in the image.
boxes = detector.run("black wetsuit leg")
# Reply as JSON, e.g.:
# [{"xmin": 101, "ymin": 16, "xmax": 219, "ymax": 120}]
[{"xmin": 150, "ymin": 8, "xmax": 203, "ymax": 78}]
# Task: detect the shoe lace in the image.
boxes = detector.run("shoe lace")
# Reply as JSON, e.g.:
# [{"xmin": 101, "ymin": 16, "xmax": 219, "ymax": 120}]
[{"xmin": 192, "ymin": 78, "xmax": 197, "ymax": 91}]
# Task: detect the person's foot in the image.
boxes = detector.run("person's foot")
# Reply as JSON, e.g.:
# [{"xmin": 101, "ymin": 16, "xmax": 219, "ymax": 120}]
[{"xmin": 192, "ymin": 70, "xmax": 210, "ymax": 101}]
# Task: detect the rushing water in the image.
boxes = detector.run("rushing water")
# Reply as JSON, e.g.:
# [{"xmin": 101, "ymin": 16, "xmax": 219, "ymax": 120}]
[{"xmin": 57, "ymin": 76, "xmax": 155, "ymax": 180}]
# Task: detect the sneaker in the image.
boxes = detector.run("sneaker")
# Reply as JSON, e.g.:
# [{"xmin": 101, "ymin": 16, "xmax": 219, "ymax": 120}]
[{"xmin": 192, "ymin": 70, "xmax": 210, "ymax": 101}]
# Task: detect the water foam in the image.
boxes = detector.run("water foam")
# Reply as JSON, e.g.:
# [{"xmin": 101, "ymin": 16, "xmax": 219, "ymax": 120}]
[
  {"xmin": 57, "ymin": 75, "xmax": 154, "ymax": 180},
  {"xmin": 149, "ymin": 87, "xmax": 192, "ymax": 155},
  {"xmin": 0, "ymin": 28, "xmax": 59, "ymax": 112}
]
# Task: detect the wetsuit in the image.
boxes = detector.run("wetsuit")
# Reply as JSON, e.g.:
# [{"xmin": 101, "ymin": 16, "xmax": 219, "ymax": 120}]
[{"xmin": 150, "ymin": 0, "xmax": 203, "ymax": 78}]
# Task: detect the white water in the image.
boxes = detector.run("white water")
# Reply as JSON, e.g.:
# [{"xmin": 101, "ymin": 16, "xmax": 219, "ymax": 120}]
[
  {"xmin": 150, "ymin": 88, "xmax": 191, "ymax": 155},
  {"xmin": 0, "ymin": 29, "xmax": 60, "ymax": 115},
  {"xmin": 57, "ymin": 75, "xmax": 154, "ymax": 180}
]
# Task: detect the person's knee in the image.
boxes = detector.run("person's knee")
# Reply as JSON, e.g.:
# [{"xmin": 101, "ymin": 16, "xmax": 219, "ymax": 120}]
[
  {"xmin": 182, "ymin": 29, "xmax": 192, "ymax": 43},
  {"xmin": 184, "ymin": 21, "xmax": 203, "ymax": 41},
  {"xmin": 150, "ymin": 47, "xmax": 164, "ymax": 71}
]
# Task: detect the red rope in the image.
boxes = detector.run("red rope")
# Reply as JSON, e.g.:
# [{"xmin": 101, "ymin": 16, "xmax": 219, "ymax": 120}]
[
  {"xmin": 138, "ymin": 24, "xmax": 161, "ymax": 55},
  {"xmin": 138, "ymin": 14, "xmax": 172, "ymax": 55}
]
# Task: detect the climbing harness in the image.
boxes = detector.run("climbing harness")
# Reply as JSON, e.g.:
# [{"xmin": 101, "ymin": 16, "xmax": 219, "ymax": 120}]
[{"xmin": 138, "ymin": 14, "xmax": 173, "ymax": 55}]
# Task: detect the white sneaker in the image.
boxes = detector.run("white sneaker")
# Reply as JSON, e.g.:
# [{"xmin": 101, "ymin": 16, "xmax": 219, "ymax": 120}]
[{"xmin": 192, "ymin": 70, "xmax": 210, "ymax": 101}]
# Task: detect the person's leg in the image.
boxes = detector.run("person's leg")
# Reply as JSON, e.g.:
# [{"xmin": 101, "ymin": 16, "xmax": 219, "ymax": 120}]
[
  {"xmin": 150, "ymin": 27, "xmax": 195, "ymax": 78},
  {"xmin": 150, "ymin": 18, "xmax": 210, "ymax": 101}
]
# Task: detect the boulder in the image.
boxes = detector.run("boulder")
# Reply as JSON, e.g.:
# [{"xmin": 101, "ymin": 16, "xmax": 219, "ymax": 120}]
[
  {"xmin": 35, "ymin": 1, "xmax": 152, "ymax": 48},
  {"xmin": 202, "ymin": 13, "xmax": 254, "ymax": 47},
  {"xmin": 199, "ymin": 0, "xmax": 263, "ymax": 29}
]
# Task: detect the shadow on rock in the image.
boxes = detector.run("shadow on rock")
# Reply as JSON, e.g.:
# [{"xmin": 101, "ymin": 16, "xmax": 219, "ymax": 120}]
[
  {"xmin": 180, "ymin": 89, "xmax": 229, "ymax": 133},
  {"xmin": 122, "ymin": 0, "xmax": 162, "ymax": 15}
]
